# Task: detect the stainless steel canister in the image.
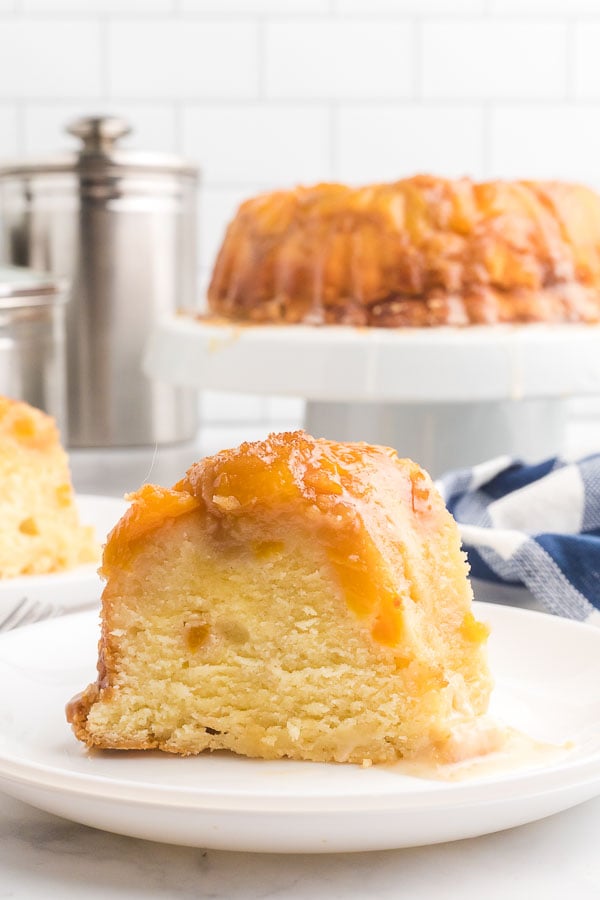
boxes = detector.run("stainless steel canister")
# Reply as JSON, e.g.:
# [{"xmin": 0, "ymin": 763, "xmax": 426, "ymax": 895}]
[
  {"xmin": 0, "ymin": 116, "xmax": 199, "ymax": 447},
  {"xmin": 0, "ymin": 265, "xmax": 67, "ymax": 430}
]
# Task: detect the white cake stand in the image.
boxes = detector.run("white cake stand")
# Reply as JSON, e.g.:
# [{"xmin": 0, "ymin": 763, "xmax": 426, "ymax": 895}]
[{"xmin": 144, "ymin": 317, "xmax": 600, "ymax": 475}]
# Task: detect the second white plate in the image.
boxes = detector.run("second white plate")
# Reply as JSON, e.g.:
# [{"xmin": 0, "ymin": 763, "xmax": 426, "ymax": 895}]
[
  {"xmin": 0, "ymin": 602, "xmax": 598, "ymax": 852},
  {"xmin": 0, "ymin": 495, "xmax": 127, "ymax": 630}
]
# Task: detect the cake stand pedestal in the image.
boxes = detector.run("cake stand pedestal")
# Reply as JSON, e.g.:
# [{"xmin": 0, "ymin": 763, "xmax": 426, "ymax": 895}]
[
  {"xmin": 145, "ymin": 318, "xmax": 600, "ymax": 476},
  {"xmin": 304, "ymin": 399, "xmax": 565, "ymax": 476}
]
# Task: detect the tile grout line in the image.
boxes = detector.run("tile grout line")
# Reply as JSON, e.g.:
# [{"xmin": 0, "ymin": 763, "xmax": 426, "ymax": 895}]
[
  {"xmin": 257, "ymin": 15, "xmax": 266, "ymax": 101},
  {"xmin": 174, "ymin": 102, "xmax": 184, "ymax": 156},
  {"xmin": 565, "ymin": 17, "xmax": 576, "ymax": 101},
  {"xmin": 481, "ymin": 102, "xmax": 492, "ymax": 179},
  {"xmin": 1, "ymin": 10, "xmax": 590, "ymax": 22},
  {"xmin": 15, "ymin": 100, "xmax": 25, "ymax": 156},
  {"xmin": 329, "ymin": 102, "xmax": 338, "ymax": 180},
  {"xmin": 100, "ymin": 13, "xmax": 110, "ymax": 103},
  {"xmin": 412, "ymin": 15, "xmax": 422, "ymax": 102},
  {"xmin": 9, "ymin": 97, "xmax": 589, "ymax": 108}
]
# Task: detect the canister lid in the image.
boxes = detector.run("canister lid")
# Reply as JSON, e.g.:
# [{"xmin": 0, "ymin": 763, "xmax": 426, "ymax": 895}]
[
  {"xmin": 0, "ymin": 116, "xmax": 198, "ymax": 179},
  {"xmin": 0, "ymin": 266, "xmax": 68, "ymax": 307}
]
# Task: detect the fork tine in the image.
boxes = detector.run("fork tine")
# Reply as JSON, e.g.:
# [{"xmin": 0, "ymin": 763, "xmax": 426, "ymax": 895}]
[
  {"xmin": 0, "ymin": 597, "xmax": 28, "ymax": 631},
  {"xmin": 0, "ymin": 598, "xmax": 54, "ymax": 631}
]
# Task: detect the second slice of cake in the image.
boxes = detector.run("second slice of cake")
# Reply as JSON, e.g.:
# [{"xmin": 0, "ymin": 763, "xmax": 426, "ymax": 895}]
[
  {"xmin": 0, "ymin": 396, "xmax": 98, "ymax": 578},
  {"xmin": 68, "ymin": 431, "xmax": 491, "ymax": 765}
]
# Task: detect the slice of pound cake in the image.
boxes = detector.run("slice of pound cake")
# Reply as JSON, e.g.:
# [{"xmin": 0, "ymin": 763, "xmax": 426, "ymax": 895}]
[
  {"xmin": 67, "ymin": 431, "xmax": 492, "ymax": 765},
  {"xmin": 0, "ymin": 396, "xmax": 98, "ymax": 577}
]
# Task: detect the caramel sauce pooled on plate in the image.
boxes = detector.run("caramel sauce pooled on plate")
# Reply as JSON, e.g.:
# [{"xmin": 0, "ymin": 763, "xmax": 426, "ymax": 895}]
[{"xmin": 389, "ymin": 719, "xmax": 570, "ymax": 782}]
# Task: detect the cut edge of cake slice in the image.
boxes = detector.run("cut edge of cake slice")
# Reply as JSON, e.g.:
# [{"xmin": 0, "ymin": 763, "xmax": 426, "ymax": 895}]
[{"xmin": 67, "ymin": 430, "xmax": 492, "ymax": 765}]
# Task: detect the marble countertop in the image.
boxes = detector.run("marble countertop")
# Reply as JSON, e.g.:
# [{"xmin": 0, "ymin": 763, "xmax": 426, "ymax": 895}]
[
  {"xmin": 2, "ymin": 793, "xmax": 600, "ymax": 900},
  {"xmin": 2, "ymin": 432, "xmax": 600, "ymax": 899}
]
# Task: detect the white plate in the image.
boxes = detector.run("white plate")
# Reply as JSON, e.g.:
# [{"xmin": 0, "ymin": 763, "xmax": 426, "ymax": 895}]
[
  {"xmin": 0, "ymin": 495, "xmax": 127, "ymax": 630},
  {"xmin": 144, "ymin": 317, "xmax": 600, "ymax": 402},
  {"xmin": 0, "ymin": 603, "xmax": 599, "ymax": 853}
]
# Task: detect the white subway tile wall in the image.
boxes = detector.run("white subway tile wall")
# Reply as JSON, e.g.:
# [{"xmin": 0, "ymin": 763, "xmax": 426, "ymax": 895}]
[
  {"xmin": 422, "ymin": 21, "xmax": 568, "ymax": 100},
  {"xmin": 490, "ymin": 106, "xmax": 600, "ymax": 183},
  {"xmin": 0, "ymin": 20, "xmax": 102, "ymax": 99},
  {"xmin": 337, "ymin": 105, "xmax": 485, "ymax": 182},
  {"xmin": 0, "ymin": 105, "xmax": 18, "ymax": 156},
  {"xmin": 182, "ymin": 104, "xmax": 331, "ymax": 185},
  {"xmin": 575, "ymin": 23, "xmax": 600, "ymax": 100},
  {"xmin": 265, "ymin": 20, "xmax": 414, "ymax": 99},
  {"xmin": 108, "ymin": 21, "xmax": 260, "ymax": 99},
  {"xmin": 23, "ymin": 1, "xmax": 173, "ymax": 10},
  {"xmin": 2, "ymin": 0, "xmax": 600, "ymax": 430}
]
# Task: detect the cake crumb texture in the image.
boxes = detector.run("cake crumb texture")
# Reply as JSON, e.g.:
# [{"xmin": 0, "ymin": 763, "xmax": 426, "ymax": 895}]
[{"xmin": 68, "ymin": 430, "xmax": 491, "ymax": 765}]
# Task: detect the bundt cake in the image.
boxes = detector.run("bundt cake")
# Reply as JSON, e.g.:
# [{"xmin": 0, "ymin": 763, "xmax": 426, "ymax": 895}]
[
  {"xmin": 68, "ymin": 430, "xmax": 492, "ymax": 765},
  {"xmin": 208, "ymin": 175, "xmax": 600, "ymax": 326},
  {"xmin": 0, "ymin": 396, "xmax": 97, "ymax": 577}
]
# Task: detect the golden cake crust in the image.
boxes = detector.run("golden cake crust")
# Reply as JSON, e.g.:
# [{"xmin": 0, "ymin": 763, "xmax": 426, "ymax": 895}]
[
  {"xmin": 207, "ymin": 175, "xmax": 600, "ymax": 326},
  {"xmin": 0, "ymin": 395, "xmax": 58, "ymax": 450},
  {"xmin": 103, "ymin": 431, "xmax": 458, "ymax": 644}
]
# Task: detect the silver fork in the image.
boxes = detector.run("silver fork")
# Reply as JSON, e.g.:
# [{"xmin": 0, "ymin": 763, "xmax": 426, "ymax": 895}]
[{"xmin": 0, "ymin": 597, "xmax": 58, "ymax": 631}]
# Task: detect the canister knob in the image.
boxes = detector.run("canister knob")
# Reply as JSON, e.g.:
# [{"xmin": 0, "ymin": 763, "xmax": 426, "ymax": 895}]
[{"xmin": 67, "ymin": 116, "xmax": 131, "ymax": 157}]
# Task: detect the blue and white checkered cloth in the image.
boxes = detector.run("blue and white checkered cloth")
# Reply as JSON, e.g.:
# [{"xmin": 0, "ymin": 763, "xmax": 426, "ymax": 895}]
[{"xmin": 438, "ymin": 454, "xmax": 600, "ymax": 627}]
